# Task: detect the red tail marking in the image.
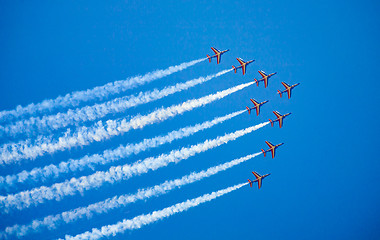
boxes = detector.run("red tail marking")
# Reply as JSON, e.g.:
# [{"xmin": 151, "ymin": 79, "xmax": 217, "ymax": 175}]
[
  {"xmin": 207, "ymin": 55, "xmax": 211, "ymax": 63},
  {"xmin": 232, "ymin": 66, "xmax": 236, "ymax": 73},
  {"xmin": 269, "ymin": 119, "xmax": 273, "ymax": 127},
  {"xmin": 277, "ymin": 90, "xmax": 282, "ymax": 98},
  {"xmin": 254, "ymin": 78, "xmax": 259, "ymax": 86},
  {"xmin": 261, "ymin": 149, "xmax": 266, "ymax": 157},
  {"xmin": 246, "ymin": 106, "xmax": 251, "ymax": 115},
  {"xmin": 248, "ymin": 179, "xmax": 253, "ymax": 187}
]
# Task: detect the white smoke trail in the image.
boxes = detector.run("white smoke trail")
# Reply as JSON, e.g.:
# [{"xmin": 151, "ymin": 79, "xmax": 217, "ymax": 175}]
[
  {"xmin": 0, "ymin": 109, "xmax": 244, "ymax": 190},
  {"xmin": 0, "ymin": 69, "xmax": 231, "ymax": 138},
  {"xmin": 0, "ymin": 81, "xmax": 254, "ymax": 165},
  {"xmin": 0, "ymin": 122, "xmax": 268, "ymax": 213},
  {"xmin": 0, "ymin": 58, "xmax": 206, "ymax": 123},
  {"xmin": 63, "ymin": 182, "xmax": 248, "ymax": 240},
  {"xmin": 2, "ymin": 153, "xmax": 260, "ymax": 238}
]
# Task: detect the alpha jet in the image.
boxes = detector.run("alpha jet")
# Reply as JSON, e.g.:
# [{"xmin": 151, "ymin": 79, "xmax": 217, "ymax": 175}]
[
  {"xmin": 207, "ymin": 47, "xmax": 229, "ymax": 64},
  {"xmin": 248, "ymin": 171, "xmax": 271, "ymax": 189},
  {"xmin": 261, "ymin": 141, "xmax": 284, "ymax": 158},
  {"xmin": 269, "ymin": 111, "xmax": 291, "ymax": 128},
  {"xmin": 232, "ymin": 58, "xmax": 255, "ymax": 75},
  {"xmin": 254, "ymin": 70, "xmax": 277, "ymax": 88},
  {"xmin": 277, "ymin": 82, "xmax": 300, "ymax": 99},
  {"xmin": 246, "ymin": 98, "xmax": 269, "ymax": 116}
]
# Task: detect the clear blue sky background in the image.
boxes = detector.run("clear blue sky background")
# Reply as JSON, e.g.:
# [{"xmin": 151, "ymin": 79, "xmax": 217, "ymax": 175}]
[{"xmin": 0, "ymin": 1, "xmax": 379, "ymax": 239}]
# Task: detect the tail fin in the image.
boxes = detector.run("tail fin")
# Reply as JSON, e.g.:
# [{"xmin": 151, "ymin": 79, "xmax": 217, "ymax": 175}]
[
  {"xmin": 261, "ymin": 149, "xmax": 266, "ymax": 157},
  {"xmin": 269, "ymin": 119, "xmax": 273, "ymax": 127},
  {"xmin": 277, "ymin": 90, "xmax": 282, "ymax": 98},
  {"xmin": 248, "ymin": 179, "xmax": 253, "ymax": 187},
  {"xmin": 254, "ymin": 78, "xmax": 259, "ymax": 86},
  {"xmin": 207, "ymin": 55, "xmax": 211, "ymax": 63},
  {"xmin": 246, "ymin": 106, "xmax": 251, "ymax": 115},
  {"xmin": 232, "ymin": 66, "xmax": 236, "ymax": 73}
]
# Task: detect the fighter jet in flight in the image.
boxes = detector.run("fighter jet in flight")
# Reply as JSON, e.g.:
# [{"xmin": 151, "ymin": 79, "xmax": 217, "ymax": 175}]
[
  {"xmin": 261, "ymin": 141, "xmax": 284, "ymax": 158},
  {"xmin": 277, "ymin": 82, "xmax": 300, "ymax": 99},
  {"xmin": 248, "ymin": 171, "xmax": 271, "ymax": 189},
  {"xmin": 232, "ymin": 58, "xmax": 255, "ymax": 75},
  {"xmin": 254, "ymin": 70, "xmax": 277, "ymax": 88},
  {"xmin": 246, "ymin": 98, "xmax": 269, "ymax": 116},
  {"xmin": 207, "ymin": 47, "xmax": 229, "ymax": 64},
  {"xmin": 269, "ymin": 111, "xmax": 291, "ymax": 128}
]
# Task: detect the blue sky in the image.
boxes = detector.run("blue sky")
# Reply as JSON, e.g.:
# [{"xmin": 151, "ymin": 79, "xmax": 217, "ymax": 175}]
[{"xmin": 0, "ymin": 0, "xmax": 379, "ymax": 239}]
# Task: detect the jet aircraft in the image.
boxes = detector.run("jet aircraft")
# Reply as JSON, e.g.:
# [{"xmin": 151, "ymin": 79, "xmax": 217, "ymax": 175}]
[
  {"xmin": 269, "ymin": 111, "xmax": 291, "ymax": 128},
  {"xmin": 248, "ymin": 171, "xmax": 271, "ymax": 189},
  {"xmin": 277, "ymin": 82, "xmax": 300, "ymax": 99},
  {"xmin": 246, "ymin": 98, "xmax": 269, "ymax": 116},
  {"xmin": 207, "ymin": 47, "xmax": 229, "ymax": 64},
  {"xmin": 254, "ymin": 70, "xmax": 277, "ymax": 88},
  {"xmin": 261, "ymin": 141, "xmax": 284, "ymax": 158},
  {"xmin": 232, "ymin": 58, "xmax": 255, "ymax": 75}
]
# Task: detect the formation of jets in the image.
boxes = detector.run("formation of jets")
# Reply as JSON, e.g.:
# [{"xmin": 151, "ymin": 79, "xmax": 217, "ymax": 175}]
[{"xmin": 207, "ymin": 47, "xmax": 300, "ymax": 189}]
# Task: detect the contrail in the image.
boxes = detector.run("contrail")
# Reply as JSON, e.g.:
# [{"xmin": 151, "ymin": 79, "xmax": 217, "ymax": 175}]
[
  {"xmin": 0, "ymin": 81, "xmax": 254, "ymax": 165},
  {"xmin": 2, "ymin": 153, "xmax": 260, "ymax": 238},
  {"xmin": 63, "ymin": 182, "xmax": 248, "ymax": 240},
  {"xmin": 0, "ymin": 109, "xmax": 245, "ymax": 190},
  {"xmin": 0, "ymin": 122, "xmax": 268, "ymax": 213},
  {"xmin": 0, "ymin": 69, "xmax": 232, "ymax": 138},
  {"xmin": 0, "ymin": 58, "xmax": 206, "ymax": 123}
]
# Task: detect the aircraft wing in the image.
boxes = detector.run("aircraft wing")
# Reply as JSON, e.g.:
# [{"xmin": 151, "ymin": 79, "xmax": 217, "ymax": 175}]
[
  {"xmin": 271, "ymin": 148, "xmax": 275, "ymax": 158},
  {"xmin": 265, "ymin": 141, "xmax": 274, "ymax": 148},
  {"xmin": 273, "ymin": 111, "xmax": 282, "ymax": 119},
  {"xmin": 211, "ymin": 47, "xmax": 220, "ymax": 55},
  {"xmin": 281, "ymin": 82, "xmax": 290, "ymax": 89},
  {"xmin": 257, "ymin": 178, "xmax": 262, "ymax": 189},
  {"xmin": 250, "ymin": 99, "xmax": 258, "ymax": 106},
  {"xmin": 216, "ymin": 54, "xmax": 221, "ymax": 64},
  {"xmin": 237, "ymin": 58, "xmax": 245, "ymax": 65},
  {"xmin": 287, "ymin": 89, "xmax": 291, "ymax": 99},
  {"xmin": 264, "ymin": 78, "xmax": 268, "ymax": 88},
  {"xmin": 258, "ymin": 70, "xmax": 266, "ymax": 78},
  {"xmin": 279, "ymin": 118, "xmax": 283, "ymax": 128},
  {"xmin": 252, "ymin": 171, "xmax": 261, "ymax": 179}
]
